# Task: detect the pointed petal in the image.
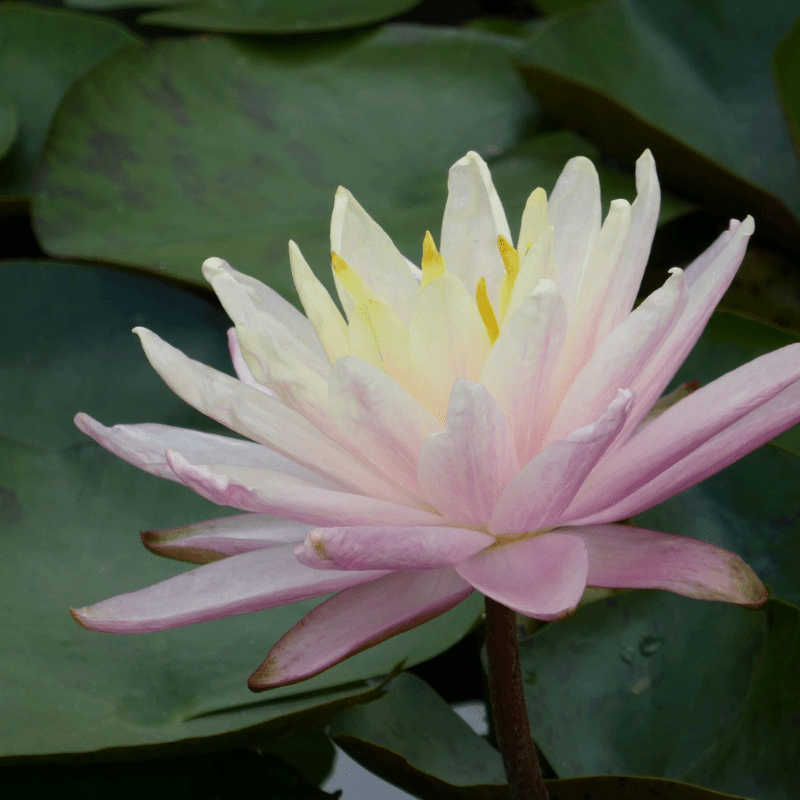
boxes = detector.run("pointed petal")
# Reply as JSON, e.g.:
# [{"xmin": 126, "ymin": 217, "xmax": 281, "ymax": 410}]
[
  {"xmin": 490, "ymin": 390, "xmax": 633, "ymax": 534},
  {"xmin": 546, "ymin": 268, "xmax": 687, "ymax": 445},
  {"xmin": 203, "ymin": 257, "xmax": 329, "ymax": 379},
  {"xmin": 481, "ymin": 280, "xmax": 567, "ymax": 463},
  {"xmin": 331, "ymin": 187, "xmax": 420, "ymax": 324},
  {"xmin": 70, "ymin": 545, "xmax": 389, "ymax": 634},
  {"xmin": 249, "ymin": 568, "xmax": 473, "ymax": 689},
  {"xmin": 594, "ymin": 150, "xmax": 660, "ymax": 343},
  {"xmin": 165, "ymin": 450, "xmax": 442, "ymax": 527},
  {"xmin": 505, "ymin": 225, "xmax": 555, "ymax": 323},
  {"xmin": 440, "ymin": 151, "xmax": 511, "ymax": 301},
  {"xmin": 548, "ymin": 156, "xmax": 601, "ymax": 309},
  {"xmin": 566, "ymin": 344, "xmax": 800, "ymax": 521},
  {"xmin": 142, "ymin": 514, "xmax": 312, "ymax": 564},
  {"xmin": 456, "ymin": 533, "xmax": 588, "ymax": 619},
  {"xmin": 610, "ymin": 217, "xmax": 755, "ymax": 446},
  {"xmin": 408, "ymin": 273, "xmax": 491, "ymax": 420},
  {"xmin": 227, "ymin": 328, "xmax": 276, "ymax": 395},
  {"xmin": 295, "ymin": 525, "xmax": 493, "ymax": 571},
  {"xmin": 133, "ymin": 327, "xmax": 408, "ymax": 504},
  {"xmin": 289, "ymin": 240, "xmax": 350, "ymax": 363},
  {"xmin": 328, "ymin": 356, "xmax": 442, "ymax": 499},
  {"xmin": 570, "ymin": 373, "xmax": 800, "ymax": 526},
  {"xmin": 574, "ymin": 524, "xmax": 766, "ymax": 606},
  {"xmin": 74, "ymin": 414, "xmax": 335, "ymax": 486},
  {"xmin": 417, "ymin": 381, "xmax": 517, "ymax": 525}
]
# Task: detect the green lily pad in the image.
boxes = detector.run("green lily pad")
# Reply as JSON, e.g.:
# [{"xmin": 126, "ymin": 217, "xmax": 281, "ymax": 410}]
[
  {"xmin": 32, "ymin": 26, "xmax": 539, "ymax": 295},
  {"xmin": 329, "ymin": 672, "xmax": 507, "ymax": 799},
  {"xmin": 515, "ymin": 0, "xmax": 800, "ymax": 251},
  {"xmin": 774, "ymin": 14, "xmax": 800, "ymax": 169},
  {"xmin": 0, "ymin": 261, "xmax": 482, "ymax": 759},
  {"xmin": 517, "ymin": 595, "xmax": 800, "ymax": 800},
  {"xmin": 546, "ymin": 776, "xmax": 755, "ymax": 800},
  {"xmin": 0, "ymin": 3, "xmax": 140, "ymax": 202},
  {"xmin": 138, "ymin": 0, "xmax": 424, "ymax": 34}
]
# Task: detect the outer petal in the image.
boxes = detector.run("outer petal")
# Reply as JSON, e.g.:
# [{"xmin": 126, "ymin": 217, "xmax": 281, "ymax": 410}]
[
  {"xmin": 288, "ymin": 240, "xmax": 350, "ymax": 363},
  {"xmin": 489, "ymin": 390, "xmax": 633, "ymax": 535},
  {"xmin": 331, "ymin": 187, "xmax": 420, "ymax": 325},
  {"xmin": 566, "ymin": 344, "xmax": 800, "ymax": 521},
  {"xmin": 440, "ymin": 151, "xmax": 511, "ymax": 301},
  {"xmin": 547, "ymin": 155, "xmax": 601, "ymax": 311},
  {"xmin": 249, "ymin": 568, "xmax": 473, "ymax": 690},
  {"xmin": 166, "ymin": 450, "xmax": 444, "ymax": 527},
  {"xmin": 455, "ymin": 534, "xmax": 589, "ymax": 619},
  {"xmin": 74, "ymin": 414, "xmax": 343, "ymax": 488},
  {"xmin": 546, "ymin": 268, "xmax": 687, "ymax": 446},
  {"xmin": 417, "ymin": 380, "xmax": 517, "ymax": 526},
  {"xmin": 481, "ymin": 280, "xmax": 567, "ymax": 463},
  {"xmin": 328, "ymin": 356, "xmax": 442, "ymax": 499},
  {"xmin": 408, "ymin": 273, "xmax": 491, "ymax": 419},
  {"xmin": 70, "ymin": 545, "xmax": 389, "ymax": 634},
  {"xmin": 570, "ymin": 377, "xmax": 800, "ymax": 526},
  {"xmin": 609, "ymin": 216, "xmax": 755, "ymax": 446},
  {"xmin": 142, "ymin": 514, "xmax": 312, "ymax": 564},
  {"xmin": 593, "ymin": 150, "xmax": 660, "ymax": 344},
  {"xmin": 294, "ymin": 525, "xmax": 494, "ymax": 571},
  {"xmin": 227, "ymin": 328, "xmax": 276, "ymax": 395},
  {"xmin": 134, "ymin": 327, "xmax": 409, "ymax": 504},
  {"xmin": 573, "ymin": 524, "xmax": 766, "ymax": 606}
]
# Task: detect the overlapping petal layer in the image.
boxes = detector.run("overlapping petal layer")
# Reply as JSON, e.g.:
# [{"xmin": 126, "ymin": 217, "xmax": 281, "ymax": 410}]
[{"xmin": 73, "ymin": 149, "xmax": 796, "ymax": 690}]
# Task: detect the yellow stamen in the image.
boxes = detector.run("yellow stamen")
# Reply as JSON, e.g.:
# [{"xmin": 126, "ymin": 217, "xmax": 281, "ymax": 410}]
[
  {"xmin": 476, "ymin": 277, "xmax": 499, "ymax": 344},
  {"xmin": 497, "ymin": 234, "xmax": 520, "ymax": 321},
  {"xmin": 421, "ymin": 231, "xmax": 446, "ymax": 288}
]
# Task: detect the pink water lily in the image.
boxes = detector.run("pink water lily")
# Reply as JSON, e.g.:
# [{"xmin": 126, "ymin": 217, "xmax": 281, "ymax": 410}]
[{"xmin": 72, "ymin": 151, "xmax": 800, "ymax": 691}]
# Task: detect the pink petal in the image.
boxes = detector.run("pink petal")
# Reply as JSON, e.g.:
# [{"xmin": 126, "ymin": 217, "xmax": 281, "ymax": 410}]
[
  {"xmin": 573, "ymin": 524, "xmax": 766, "ymax": 606},
  {"xmin": 455, "ymin": 533, "xmax": 589, "ymax": 619},
  {"xmin": 74, "ymin": 414, "xmax": 344, "ymax": 489},
  {"xmin": 489, "ymin": 390, "xmax": 632, "ymax": 534},
  {"xmin": 134, "ymin": 327, "xmax": 409, "ymax": 504},
  {"xmin": 440, "ymin": 151, "xmax": 511, "ymax": 301},
  {"xmin": 248, "ymin": 568, "xmax": 473, "ymax": 690},
  {"xmin": 417, "ymin": 381, "xmax": 518, "ymax": 526},
  {"xmin": 565, "ymin": 343, "xmax": 800, "ymax": 521},
  {"xmin": 570, "ymin": 375, "xmax": 800, "ymax": 526},
  {"xmin": 481, "ymin": 280, "xmax": 568, "ymax": 464},
  {"xmin": 608, "ymin": 216, "xmax": 755, "ymax": 448},
  {"xmin": 294, "ymin": 525, "xmax": 494, "ymax": 571},
  {"xmin": 327, "ymin": 356, "xmax": 442, "ymax": 500},
  {"xmin": 165, "ymin": 450, "xmax": 444, "ymax": 527},
  {"xmin": 227, "ymin": 328, "xmax": 276, "ymax": 396},
  {"xmin": 594, "ymin": 150, "xmax": 661, "ymax": 344},
  {"xmin": 70, "ymin": 545, "xmax": 389, "ymax": 634},
  {"xmin": 142, "ymin": 514, "xmax": 312, "ymax": 564},
  {"xmin": 546, "ymin": 267, "xmax": 687, "ymax": 446}
]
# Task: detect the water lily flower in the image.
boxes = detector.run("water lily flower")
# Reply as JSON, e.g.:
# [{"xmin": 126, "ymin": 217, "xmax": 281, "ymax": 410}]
[{"xmin": 72, "ymin": 151, "xmax": 800, "ymax": 691}]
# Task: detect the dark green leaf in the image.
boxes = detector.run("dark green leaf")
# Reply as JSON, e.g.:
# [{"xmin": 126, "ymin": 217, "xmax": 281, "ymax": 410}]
[
  {"xmin": 0, "ymin": 90, "xmax": 17, "ymax": 159},
  {"xmin": 329, "ymin": 672, "xmax": 508, "ymax": 800},
  {"xmin": 515, "ymin": 0, "xmax": 800, "ymax": 251},
  {"xmin": 0, "ymin": 261, "xmax": 482, "ymax": 759},
  {"xmin": 138, "ymin": 0, "xmax": 423, "ymax": 34},
  {"xmin": 0, "ymin": 3, "xmax": 139, "ymax": 202},
  {"xmin": 546, "ymin": 775, "xmax": 752, "ymax": 799},
  {"xmin": 773, "ymin": 14, "xmax": 800, "ymax": 170},
  {"xmin": 518, "ymin": 595, "xmax": 800, "ymax": 800}
]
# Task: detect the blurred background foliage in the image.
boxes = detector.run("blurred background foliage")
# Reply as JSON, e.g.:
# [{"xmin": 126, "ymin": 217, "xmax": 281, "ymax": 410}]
[{"xmin": 2, "ymin": 1, "xmax": 800, "ymax": 798}]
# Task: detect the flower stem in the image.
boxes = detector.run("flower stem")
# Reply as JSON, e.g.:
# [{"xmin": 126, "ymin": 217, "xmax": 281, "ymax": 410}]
[{"xmin": 484, "ymin": 596, "xmax": 550, "ymax": 800}]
